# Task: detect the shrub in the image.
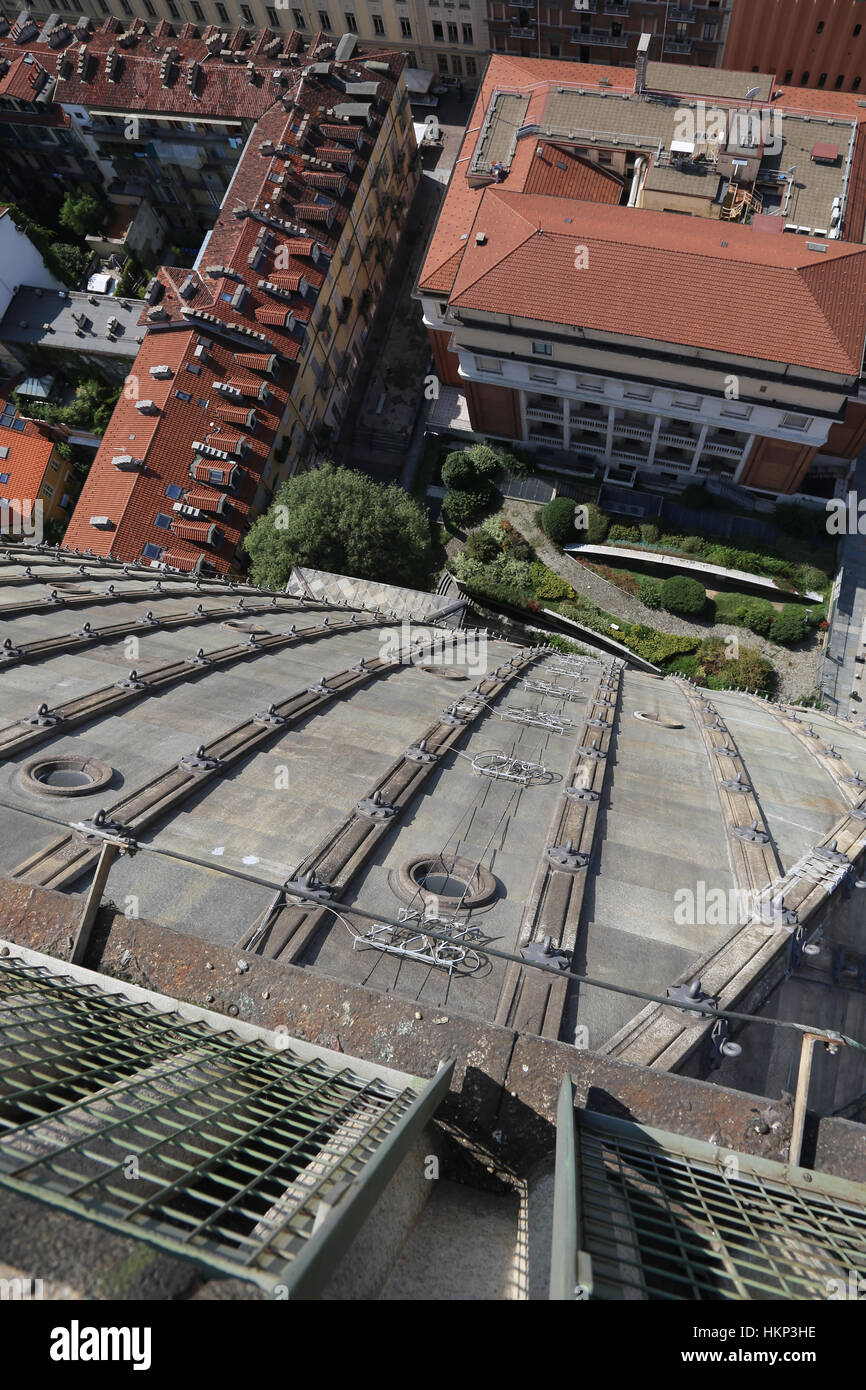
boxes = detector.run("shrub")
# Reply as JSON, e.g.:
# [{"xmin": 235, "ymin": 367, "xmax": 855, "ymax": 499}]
[
  {"xmin": 640, "ymin": 522, "xmax": 660, "ymax": 544},
  {"xmin": 441, "ymin": 451, "xmax": 476, "ymax": 491},
  {"xmin": 618, "ymin": 626, "xmax": 700, "ymax": 664},
  {"xmin": 442, "ymin": 486, "xmax": 493, "ymax": 530},
  {"xmin": 660, "ymin": 574, "xmax": 707, "ymax": 615},
  {"xmin": 529, "ymin": 560, "xmax": 575, "ymax": 601},
  {"xmin": 540, "ymin": 496, "xmax": 578, "ymax": 544},
  {"xmin": 608, "ymin": 523, "xmax": 641, "ymax": 544},
  {"xmin": 574, "ymin": 501, "xmax": 609, "ymax": 544},
  {"xmin": 559, "ymin": 597, "xmax": 607, "ymax": 628},
  {"xmin": 496, "ymin": 446, "xmax": 535, "ymax": 479},
  {"xmin": 466, "ymin": 528, "xmax": 500, "ymax": 563},
  {"xmin": 770, "ymin": 606, "xmax": 810, "ymax": 645},
  {"xmin": 678, "ymin": 535, "xmax": 706, "ymax": 556},
  {"xmin": 637, "ymin": 577, "xmax": 662, "ymax": 609},
  {"xmin": 659, "ymin": 533, "xmax": 684, "ymax": 550},
  {"xmin": 488, "ymin": 556, "xmax": 535, "ymax": 593},
  {"xmin": 733, "ymin": 598, "xmax": 775, "ymax": 637},
  {"xmin": 466, "ymin": 443, "xmax": 500, "ymax": 478},
  {"xmin": 500, "ymin": 520, "xmax": 534, "ymax": 561}
]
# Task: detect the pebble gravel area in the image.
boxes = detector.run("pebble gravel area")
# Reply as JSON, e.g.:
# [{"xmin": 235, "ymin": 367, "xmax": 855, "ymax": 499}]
[{"xmin": 499, "ymin": 499, "xmax": 825, "ymax": 702}]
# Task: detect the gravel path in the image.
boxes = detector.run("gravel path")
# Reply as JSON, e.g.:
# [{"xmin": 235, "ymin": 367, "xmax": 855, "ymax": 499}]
[{"xmin": 501, "ymin": 499, "xmax": 824, "ymax": 701}]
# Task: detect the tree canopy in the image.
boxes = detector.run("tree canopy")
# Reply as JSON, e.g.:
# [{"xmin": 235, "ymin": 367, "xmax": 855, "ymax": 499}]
[
  {"xmin": 243, "ymin": 462, "xmax": 432, "ymax": 590},
  {"xmin": 59, "ymin": 190, "xmax": 108, "ymax": 240}
]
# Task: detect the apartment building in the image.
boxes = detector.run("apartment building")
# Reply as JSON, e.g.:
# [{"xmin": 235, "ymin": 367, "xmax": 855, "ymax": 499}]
[
  {"xmin": 0, "ymin": 396, "xmax": 78, "ymax": 536},
  {"xmin": 723, "ymin": 0, "xmax": 866, "ymax": 94},
  {"xmin": 47, "ymin": 29, "xmax": 418, "ymax": 572},
  {"xmin": 0, "ymin": 0, "xmax": 490, "ymax": 83},
  {"xmin": 487, "ymin": 0, "xmax": 733, "ymax": 69},
  {"xmin": 417, "ymin": 50, "xmax": 866, "ymax": 500}
]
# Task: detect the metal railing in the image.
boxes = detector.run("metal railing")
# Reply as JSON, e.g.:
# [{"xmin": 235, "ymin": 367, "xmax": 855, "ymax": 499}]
[{"xmin": 552, "ymin": 1079, "xmax": 866, "ymax": 1300}]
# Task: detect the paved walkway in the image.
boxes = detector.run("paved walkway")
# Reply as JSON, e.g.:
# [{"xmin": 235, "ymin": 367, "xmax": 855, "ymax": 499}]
[{"xmin": 821, "ymin": 451, "xmax": 866, "ymax": 716}]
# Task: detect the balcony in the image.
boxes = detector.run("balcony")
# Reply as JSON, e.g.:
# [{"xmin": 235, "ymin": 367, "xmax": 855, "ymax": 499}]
[
  {"xmin": 603, "ymin": 0, "xmax": 630, "ymax": 12},
  {"xmin": 526, "ymin": 404, "xmax": 564, "ymax": 423},
  {"xmin": 510, "ymin": 24, "xmax": 536, "ymax": 35},
  {"xmin": 571, "ymin": 27, "xmax": 629, "ymax": 45},
  {"xmin": 667, "ymin": 6, "xmax": 695, "ymax": 20},
  {"xmin": 653, "ymin": 455, "xmax": 694, "ymax": 473},
  {"xmin": 703, "ymin": 436, "xmax": 743, "ymax": 458},
  {"xmin": 658, "ymin": 431, "xmax": 699, "ymax": 450},
  {"xmin": 571, "ymin": 411, "xmax": 607, "ymax": 432},
  {"xmin": 664, "ymin": 37, "xmax": 694, "ymax": 53},
  {"xmin": 613, "ymin": 422, "xmax": 652, "ymax": 441},
  {"xmin": 528, "ymin": 426, "xmax": 566, "ymax": 444}
]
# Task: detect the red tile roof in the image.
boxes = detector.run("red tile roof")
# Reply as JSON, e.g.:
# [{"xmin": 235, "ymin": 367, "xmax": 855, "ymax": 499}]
[
  {"xmin": 447, "ymin": 190, "xmax": 866, "ymax": 375},
  {"xmin": 523, "ymin": 143, "xmax": 623, "ymax": 202},
  {"xmin": 0, "ymin": 407, "xmax": 59, "ymax": 510}
]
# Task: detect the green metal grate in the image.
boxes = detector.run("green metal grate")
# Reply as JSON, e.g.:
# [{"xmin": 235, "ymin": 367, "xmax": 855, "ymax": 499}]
[
  {"xmin": 0, "ymin": 947, "xmax": 453, "ymax": 1297},
  {"xmin": 552, "ymin": 1076, "xmax": 866, "ymax": 1301}
]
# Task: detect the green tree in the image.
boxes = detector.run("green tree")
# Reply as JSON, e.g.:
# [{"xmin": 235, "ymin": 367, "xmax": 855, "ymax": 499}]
[
  {"xmin": 770, "ymin": 606, "xmax": 810, "ymax": 645},
  {"xmin": 243, "ymin": 463, "xmax": 432, "ymax": 589},
  {"xmin": 441, "ymin": 450, "xmax": 476, "ymax": 491},
  {"xmin": 540, "ymin": 496, "xmax": 578, "ymax": 544},
  {"xmin": 660, "ymin": 574, "xmax": 707, "ymax": 615},
  {"xmin": 442, "ymin": 486, "xmax": 493, "ymax": 530},
  {"xmin": 45, "ymin": 241, "xmax": 88, "ymax": 288},
  {"xmin": 59, "ymin": 190, "xmax": 108, "ymax": 239}
]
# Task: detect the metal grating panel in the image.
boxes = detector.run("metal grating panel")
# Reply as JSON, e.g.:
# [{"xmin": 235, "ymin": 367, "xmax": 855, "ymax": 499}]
[
  {"xmin": 552, "ymin": 1077, "xmax": 866, "ymax": 1300},
  {"xmin": 0, "ymin": 946, "xmax": 452, "ymax": 1297}
]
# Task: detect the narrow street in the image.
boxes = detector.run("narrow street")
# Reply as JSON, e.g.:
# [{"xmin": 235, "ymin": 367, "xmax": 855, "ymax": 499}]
[{"xmin": 822, "ymin": 451, "xmax": 866, "ymax": 717}]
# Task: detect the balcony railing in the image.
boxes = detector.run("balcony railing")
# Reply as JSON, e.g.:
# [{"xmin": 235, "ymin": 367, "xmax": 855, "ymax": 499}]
[
  {"xmin": 667, "ymin": 6, "xmax": 695, "ymax": 20},
  {"xmin": 613, "ymin": 422, "xmax": 652, "ymax": 441},
  {"xmin": 526, "ymin": 405, "xmax": 564, "ymax": 422},
  {"xmin": 703, "ymin": 438, "xmax": 743, "ymax": 457},
  {"xmin": 528, "ymin": 428, "xmax": 565, "ymax": 444},
  {"xmin": 653, "ymin": 456, "xmax": 694, "ymax": 472},
  {"xmin": 571, "ymin": 27, "xmax": 629, "ymax": 45},
  {"xmin": 510, "ymin": 24, "xmax": 536, "ymax": 36},
  {"xmin": 571, "ymin": 412, "xmax": 607, "ymax": 432},
  {"xmin": 664, "ymin": 37, "xmax": 694, "ymax": 52},
  {"xmin": 603, "ymin": 1, "xmax": 630, "ymax": 13}
]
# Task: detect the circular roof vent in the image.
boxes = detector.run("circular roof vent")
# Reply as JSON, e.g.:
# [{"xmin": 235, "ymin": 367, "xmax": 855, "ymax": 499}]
[
  {"xmin": 633, "ymin": 711, "xmax": 684, "ymax": 728},
  {"xmin": 417, "ymin": 665, "xmax": 467, "ymax": 680},
  {"xmin": 18, "ymin": 753, "xmax": 114, "ymax": 798},
  {"xmin": 391, "ymin": 853, "xmax": 498, "ymax": 910}
]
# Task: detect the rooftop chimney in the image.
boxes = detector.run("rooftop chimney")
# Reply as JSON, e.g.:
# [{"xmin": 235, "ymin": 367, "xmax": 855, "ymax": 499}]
[{"xmin": 635, "ymin": 32, "xmax": 651, "ymax": 95}]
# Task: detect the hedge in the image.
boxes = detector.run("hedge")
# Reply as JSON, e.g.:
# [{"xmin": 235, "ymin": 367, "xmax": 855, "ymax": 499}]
[{"xmin": 660, "ymin": 574, "xmax": 707, "ymax": 615}]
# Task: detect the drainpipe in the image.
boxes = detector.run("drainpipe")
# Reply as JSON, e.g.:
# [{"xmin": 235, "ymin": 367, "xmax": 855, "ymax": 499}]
[{"xmin": 627, "ymin": 156, "xmax": 646, "ymax": 208}]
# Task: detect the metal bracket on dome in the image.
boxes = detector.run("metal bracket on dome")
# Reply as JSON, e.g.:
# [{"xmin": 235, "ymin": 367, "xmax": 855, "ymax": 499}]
[
  {"xmin": 564, "ymin": 781, "xmax": 599, "ymax": 803},
  {"xmin": 789, "ymin": 923, "xmax": 820, "ymax": 970},
  {"xmin": 707, "ymin": 1018, "xmax": 742, "ymax": 1069},
  {"xmin": 20, "ymin": 702, "xmax": 62, "ymax": 728},
  {"xmin": 822, "ymin": 744, "xmax": 842, "ymax": 759},
  {"xmin": 545, "ymin": 839, "xmax": 590, "ymax": 873},
  {"xmin": 187, "ymin": 648, "xmax": 213, "ymax": 667},
  {"xmin": 72, "ymin": 621, "xmax": 98, "ymax": 641},
  {"xmin": 355, "ymin": 790, "xmax": 397, "ymax": 820},
  {"xmin": 850, "ymin": 805, "xmax": 866, "ymax": 821},
  {"xmin": 252, "ymin": 704, "xmax": 288, "ymax": 728},
  {"xmin": 733, "ymin": 818, "xmax": 769, "ymax": 844},
  {"xmin": 721, "ymin": 772, "xmax": 751, "ymax": 793},
  {"xmin": 760, "ymin": 893, "xmax": 798, "ymax": 929},
  {"xmin": 844, "ymin": 771, "xmax": 866, "ymax": 788},
  {"xmin": 0, "ymin": 637, "xmax": 22, "ymax": 665},
  {"xmin": 44, "ymin": 590, "xmax": 64, "ymax": 605},
  {"xmin": 72, "ymin": 808, "xmax": 136, "ymax": 849},
  {"xmin": 584, "ymin": 715, "xmax": 607, "ymax": 729},
  {"xmin": 520, "ymin": 935, "xmax": 569, "ymax": 970},
  {"xmin": 115, "ymin": 669, "xmax": 146, "ymax": 691},
  {"xmin": 352, "ymin": 656, "xmax": 367, "ymax": 673},
  {"xmin": 708, "ymin": 717, "xmax": 726, "ymax": 732},
  {"xmin": 178, "ymin": 745, "xmax": 224, "ymax": 773},
  {"xmin": 136, "ymin": 610, "xmax": 160, "ymax": 627},
  {"xmin": 578, "ymin": 738, "xmax": 607, "ymax": 761},
  {"xmin": 666, "ymin": 979, "xmax": 716, "ymax": 1018},
  {"xmin": 283, "ymin": 868, "xmax": 334, "ymax": 902},
  {"xmin": 406, "ymin": 738, "xmax": 439, "ymax": 763},
  {"xmin": 803, "ymin": 724, "xmax": 819, "ymax": 738},
  {"xmin": 715, "ymin": 743, "xmax": 739, "ymax": 758},
  {"xmin": 438, "ymin": 710, "xmax": 465, "ymax": 727},
  {"xmin": 814, "ymin": 840, "xmax": 850, "ymax": 865}
]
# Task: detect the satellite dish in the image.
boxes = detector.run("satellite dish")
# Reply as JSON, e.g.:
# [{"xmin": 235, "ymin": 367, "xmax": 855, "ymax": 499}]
[{"xmin": 745, "ymin": 86, "xmax": 761, "ymax": 100}]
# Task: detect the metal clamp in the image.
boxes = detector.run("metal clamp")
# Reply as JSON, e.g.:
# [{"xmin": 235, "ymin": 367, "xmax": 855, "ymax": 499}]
[
  {"xmin": 355, "ymin": 790, "xmax": 397, "ymax": 820},
  {"xmin": 721, "ymin": 772, "xmax": 751, "ymax": 793},
  {"xmin": 733, "ymin": 819, "xmax": 769, "ymax": 844},
  {"xmin": 707, "ymin": 1018, "xmax": 742, "ymax": 1070},
  {"xmin": 0, "ymin": 637, "xmax": 22, "ymax": 665},
  {"xmin": 187, "ymin": 647, "xmax": 212, "ymax": 667},
  {"xmin": 406, "ymin": 738, "xmax": 439, "ymax": 763},
  {"xmin": 814, "ymin": 840, "xmax": 850, "ymax": 866},
  {"xmin": 563, "ymin": 783, "xmax": 599, "ymax": 803},
  {"xmin": 666, "ymin": 978, "xmax": 716, "ymax": 1017},
  {"xmin": 578, "ymin": 739, "xmax": 607, "ymax": 762},
  {"xmin": 20, "ymin": 702, "xmax": 62, "ymax": 728},
  {"xmin": 252, "ymin": 703, "xmax": 288, "ymax": 728},
  {"xmin": 308, "ymin": 677, "xmax": 333, "ymax": 695},
  {"xmin": 520, "ymin": 935, "xmax": 569, "ymax": 970},
  {"xmin": 283, "ymin": 868, "xmax": 334, "ymax": 902},
  {"xmin": 115, "ymin": 669, "xmax": 146, "ymax": 691},
  {"xmin": 73, "ymin": 808, "xmax": 136, "ymax": 849},
  {"xmin": 545, "ymin": 839, "xmax": 590, "ymax": 874},
  {"xmin": 178, "ymin": 745, "xmax": 223, "ymax": 773},
  {"xmin": 136, "ymin": 610, "xmax": 160, "ymax": 627}
]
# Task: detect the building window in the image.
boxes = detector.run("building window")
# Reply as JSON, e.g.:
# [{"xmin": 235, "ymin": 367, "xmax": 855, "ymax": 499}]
[
  {"xmin": 532, "ymin": 341, "xmax": 552, "ymax": 356},
  {"xmin": 372, "ymin": 13, "xmax": 384, "ymax": 32},
  {"xmin": 216, "ymin": 2, "xmax": 229, "ymax": 21},
  {"xmin": 781, "ymin": 412, "xmax": 812, "ymax": 430},
  {"xmin": 0, "ymin": 473, "xmax": 9, "ymax": 484},
  {"xmin": 624, "ymin": 386, "xmax": 652, "ymax": 401},
  {"xmin": 154, "ymin": 513, "xmax": 173, "ymax": 529},
  {"xmin": 818, "ymin": 72, "xmax": 827, "ymax": 87},
  {"xmin": 476, "ymin": 356, "xmax": 501, "ymax": 373},
  {"xmin": 465, "ymin": 57, "xmax": 476, "ymax": 75},
  {"xmin": 433, "ymin": 20, "xmax": 443, "ymax": 40},
  {"xmin": 142, "ymin": 544, "xmax": 163, "ymax": 561},
  {"xmin": 462, "ymin": 22, "xmax": 472, "ymax": 42},
  {"xmin": 549, "ymin": 43, "xmax": 560, "ymax": 57},
  {"xmin": 802, "ymin": 71, "xmax": 810, "ymax": 83},
  {"xmin": 437, "ymin": 54, "xmax": 448, "ymax": 71},
  {"xmin": 836, "ymin": 74, "xmax": 845, "ymax": 89},
  {"xmin": 191, "ymin": 1, "xmax": 204, "ymax": 17},
  {"xmin": 293, "ymin": 8, "xmax": 305, "ymax": 26},
  {"xmin": 345, "ymin": 10, "xmax": 357, "ymax": 29},
  {"xmin": 400, "ymin": 17, "xmax": 411, "ymax": 36},
  {"xmin": 672, "ymin": 393, "xmax": 699, "ymax": 409},
  {"xmin": 165, "ymin": 484, "xmax": 184, "ymax": 501},
  {"xmin": 816, "ymin": 20, "xmax": 824, "ymax": 33},
  {"xmin": 42, "ymin": 484, "xmax": 55, "ymax": 500},
  {"xmin": 703, "ymin": 22, "xmax": 717, "ymax": 40},
  {"xmin": 720, "ymin": 403, "xmax": 752, "ymax": 420},
  {"xmin": 447, "ymin": 21, "xmax": 458, "ymax": 42},
  {"xmin": 143, "ymin": 0, "xmax": 156, "ymax": 15},
  {"xmin": 856, "ymin": 24, "xmax": 863, "ymax": 37},
  {"xmin": 783, "ymin": 69, "xmax": 792, "ymax": 83},
  {"xmin": 530, "ymin": 366, "xmax": 555, "ymax": 383},
  {"xmin": 241, "ymin": 4, "xmax": 253, "ymax": 20},
  {"xmin": 452, "ymin": 55, "xmax": 462, "ymax": 73},
  {"xmin": 854, "ymin": 76, "xmax": 862, "ymax": 90},
  {"xmin": 319, "ymin": 9, "xmax": 332, "ymax": 29},
  {"xmin": 167, "ymin": 0, "xmax": 179, "ymax": 15}
]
